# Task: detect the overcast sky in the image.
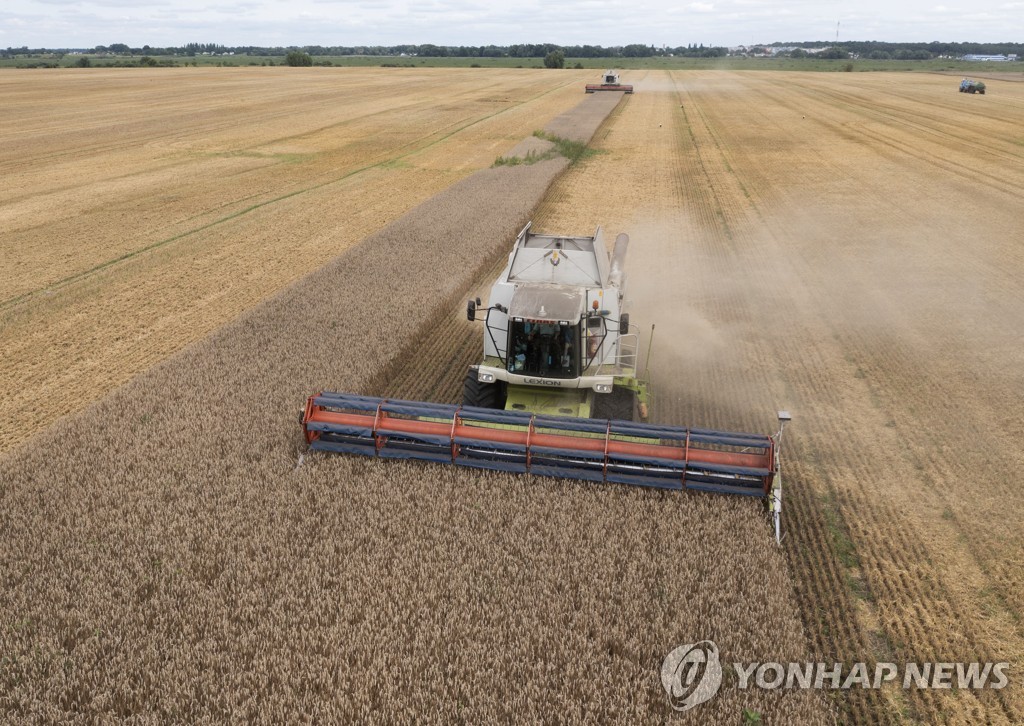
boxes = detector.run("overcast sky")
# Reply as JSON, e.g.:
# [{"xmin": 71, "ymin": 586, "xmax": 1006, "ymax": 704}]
[{"xmin": 2, "ymin": 0, "xmax": 1021, "ymax": 49}]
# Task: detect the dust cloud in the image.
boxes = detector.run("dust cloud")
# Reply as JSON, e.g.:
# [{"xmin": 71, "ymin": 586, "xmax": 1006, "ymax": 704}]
[
  {"xmin": 617, "ymin": 192, "xmax": 1024, "ymax": 430},
  {"xmin": 631, "ymin": 76, "xmax": 679, "ymax": 94},
  {"xmin": 628, "ymin": 191, "xmax": 1024, "ymax": 351},
  {"xmin": 623, "ymin": 216, "xmax": 729, "ymax": 365},
  {"xmin": 632, "ymin": 73, "xmax": 748, "ymax": 96},
  {"xmin": 617, "ymin": 212, "xmax": 778, "ymax": 428}
]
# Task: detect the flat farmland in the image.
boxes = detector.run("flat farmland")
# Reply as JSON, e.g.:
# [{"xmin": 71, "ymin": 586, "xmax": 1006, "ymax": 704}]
[
  {"xmin": 2, "ymin": 68, "xmax": 1023, "ymax": 722},
  {"xmin": 291, "ymin": 69, "xmax": 1024, "ymax": 721},
  {"xmin": 0, "ymin": 67, "xmax": 590, "ymax": 453},
  {"xmin": 1, "ymin": 87, "xmax": 831, "ymax": 723},
  {"xmin": 528, "ymin": 70, "xmax": 1024, "ymax": 722}
]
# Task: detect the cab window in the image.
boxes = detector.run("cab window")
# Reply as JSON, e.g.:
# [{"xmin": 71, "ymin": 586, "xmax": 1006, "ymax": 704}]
[{"xmin": 507, "ymin": 319, "xmax": 579, "ymax": 378}]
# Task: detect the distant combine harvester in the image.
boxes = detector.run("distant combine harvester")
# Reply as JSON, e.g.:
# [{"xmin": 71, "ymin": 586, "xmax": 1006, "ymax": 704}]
[{"xmin": 585, "ymin": 70, "xmax": 633, "ymax": 94}]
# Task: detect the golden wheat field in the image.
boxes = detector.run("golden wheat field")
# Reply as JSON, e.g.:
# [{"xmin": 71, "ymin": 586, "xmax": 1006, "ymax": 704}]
[
  {"xmin": 2, "ymin": 67, "xmax": 1024, "ymax": 723},
  {"xmin": 0, "ymin": 66, "xmax": 589, "ymax": 455}
]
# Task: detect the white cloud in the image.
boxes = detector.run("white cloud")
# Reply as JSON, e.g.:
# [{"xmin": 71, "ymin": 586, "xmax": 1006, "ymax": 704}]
[{"xmin": 1, "ymin": 0, "xmax": 1020, "ymax": 48}]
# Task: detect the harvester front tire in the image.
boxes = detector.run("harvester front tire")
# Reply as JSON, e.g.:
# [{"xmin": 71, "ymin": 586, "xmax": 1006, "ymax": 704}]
[
  {"xmin": 591, "ymin": 388, "xmax": 636, "ymax": 422},
  {"xmin": 462, "ymin": 366, "xmax": 506, "ymax": 409}
]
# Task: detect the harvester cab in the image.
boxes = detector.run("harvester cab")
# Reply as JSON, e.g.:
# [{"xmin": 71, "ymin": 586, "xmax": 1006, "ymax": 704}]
[
  {"xmin": 301, "ymin": 222, "xmax": 792, "ymax": 543},
  {"xmin": 465, "ymin": 222, "xmax": 647, "ymax": 422}
]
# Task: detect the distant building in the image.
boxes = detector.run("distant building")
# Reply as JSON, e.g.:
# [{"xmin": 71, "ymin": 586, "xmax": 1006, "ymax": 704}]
[{"xmin": 962, "ymin": 54, "xmax": 1010, "ymax": 61}]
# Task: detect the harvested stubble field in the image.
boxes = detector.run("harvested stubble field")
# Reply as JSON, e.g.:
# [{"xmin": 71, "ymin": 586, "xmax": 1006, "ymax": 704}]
[
  {"xmin": 526, "ymin": 70, "xmax": 1024, "ymax": 723},
  {"xmin": 1, "ymin": 67, "xmax": 1022, "ymax": 723},
  {"xmin": 377, "ymin": 69, "xmax": 1024, "ymax": 722},
  {"xmin": 0, "ymin": 66, "xmax": 594, "ymax": 455}
]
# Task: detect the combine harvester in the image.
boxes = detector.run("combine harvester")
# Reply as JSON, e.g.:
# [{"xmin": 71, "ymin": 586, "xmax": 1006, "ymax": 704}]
[
  {"xmin": 585, "ymin": 70, "xmax": 633, "ymax": 94},
  {"xmin": 302, "ymin": 223, "xmax": 791, "ymax": 541}
]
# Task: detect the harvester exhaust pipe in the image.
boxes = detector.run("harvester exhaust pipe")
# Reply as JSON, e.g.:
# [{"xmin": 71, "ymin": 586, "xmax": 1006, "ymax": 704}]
[{"xmin": 609, "ymin": 233, "xmax": 629, "ymax": 289}]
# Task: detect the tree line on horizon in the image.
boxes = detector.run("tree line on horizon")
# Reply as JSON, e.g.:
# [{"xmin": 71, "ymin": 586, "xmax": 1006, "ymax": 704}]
[
  {"xmin": 770, "ymin": 40, "xmax": 1022, "ymax": 58},
  {"xmin": 2, "ymin": 42, "xmax": 724, "ymax": 59},
  {"xmin": 4, "ymin": 40, "xmax": 1023, "ymax": 60}
]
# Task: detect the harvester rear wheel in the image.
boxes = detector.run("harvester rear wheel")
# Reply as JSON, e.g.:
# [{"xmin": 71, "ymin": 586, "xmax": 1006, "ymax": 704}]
[
  {"xmin": 591, "ymin": 388, "xmax": 636, "ymax": 422},
  {"xmin": 462, "ymin": 366, "xmax": 506, "ymax": 409}
]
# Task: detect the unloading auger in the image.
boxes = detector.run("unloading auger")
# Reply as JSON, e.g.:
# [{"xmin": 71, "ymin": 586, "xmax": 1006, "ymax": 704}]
[{"xmin": 301, "ymin": 223, "xmax": 791, "ymax": 542}]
